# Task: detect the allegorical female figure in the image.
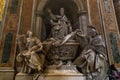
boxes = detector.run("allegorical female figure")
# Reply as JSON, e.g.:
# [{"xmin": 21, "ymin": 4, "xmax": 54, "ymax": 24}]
[{"xmin": 17, "ymin": 31, "xmax": 45, "ymax": 74}]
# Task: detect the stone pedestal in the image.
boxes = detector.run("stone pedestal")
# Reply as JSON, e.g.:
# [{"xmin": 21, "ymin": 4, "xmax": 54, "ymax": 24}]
[
  {"xmin": 40, "ymin": 65, "xmax": 86, "ymax": 80},
  {"xmin": 15, "ymin": 73, "xmax": 33, "ymax": 80},
  {"xmin": 0, "ymin": 68, "xmax": 15, "ymax": 80},
  {"xmin": 37, "ymin": 72, "xmax": 86, "ymax": 80},
  {"xmin": 38, "ymin": 75, "xmax": 85, "ymax": 80},
  {"xmin": 15, "ymin": 65, "xmax": 86, "ymax": 80}
]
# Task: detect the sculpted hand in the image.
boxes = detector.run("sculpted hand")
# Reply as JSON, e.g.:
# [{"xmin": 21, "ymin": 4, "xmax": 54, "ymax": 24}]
[
  {"xmin": 52, "ymin": 40, "xmax": 61, "ymax": 47},
  {"xmin": 31, "ymin": 51, "xmax": 35, "ymax": 54}
]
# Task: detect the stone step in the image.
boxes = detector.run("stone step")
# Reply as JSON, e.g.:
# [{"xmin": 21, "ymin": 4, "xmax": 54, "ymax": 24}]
[
  {"xmin": 37, "ymin": 74, "xmax": 86, "ymax": 80},
  {"xmin": 15, "ymin": 65, "xmax": 86, "ymax": 80},
  {"xmin": 16, "ymin": 72, "xmax": 86, "ymax": 80},
  {"xmin": 15, "ymin": 74, "xmax": 33, "ymax": 80},
  {"xmin": 39, "ymin": 71, "xmax": 86, "ymax": 80}
]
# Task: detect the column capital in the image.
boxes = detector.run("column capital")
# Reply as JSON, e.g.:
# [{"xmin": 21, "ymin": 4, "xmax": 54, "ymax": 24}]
[
  {"xmin": 35, "ymin": 11, "xmax": 43, "ymax": 17},
  {"xmin": 78, "ymin": 10, "xmax": 87, "ymax": 16}
]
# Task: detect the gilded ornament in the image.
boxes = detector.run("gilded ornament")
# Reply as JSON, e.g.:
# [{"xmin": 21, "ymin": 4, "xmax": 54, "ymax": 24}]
[{"xmin": 0, "ymin": 0, "xmax": 5, "ymax": 21}]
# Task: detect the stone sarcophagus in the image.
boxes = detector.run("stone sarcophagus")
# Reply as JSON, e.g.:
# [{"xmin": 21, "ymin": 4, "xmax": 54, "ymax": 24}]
[{"xmin": 47, "ymin": 40, "xmax": 79, "ymax": 61}]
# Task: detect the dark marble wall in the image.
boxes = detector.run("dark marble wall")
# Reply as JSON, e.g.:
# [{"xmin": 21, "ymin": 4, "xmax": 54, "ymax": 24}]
[
  {"xmin": 1, "ymin": 32, "xmax": 13, "ymax": 63},
  {"xmin": 10, "ymin": 0, "xmax": 19, "ymax": 14},
  {"xmin": 109, "ymin": 32, "xmax": 120, "ymax": 63}
]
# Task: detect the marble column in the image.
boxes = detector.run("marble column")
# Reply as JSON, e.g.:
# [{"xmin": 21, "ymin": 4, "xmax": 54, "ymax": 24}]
[
  {"xmin": 78, "ymin": 10, "xmax": 88, "ymax": 36},
  {"xmin": 34, "ymin": 11, "xmax": 43, "ymax": 39}
]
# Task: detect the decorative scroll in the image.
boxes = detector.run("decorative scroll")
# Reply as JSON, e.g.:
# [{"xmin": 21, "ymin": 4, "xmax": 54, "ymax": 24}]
[
  {"xmin": 109, "ymin": 32, "xmax": 120, "ymax": 63},
  {"xmin": 0, "ymin": 0, "xmax": 5, "ymax": 21},
  {"xmin": 1, "ymin": 32, "xmax": 13, "ymax": 63}
]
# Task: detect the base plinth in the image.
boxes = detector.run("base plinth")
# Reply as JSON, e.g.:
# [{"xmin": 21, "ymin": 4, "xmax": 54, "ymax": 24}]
[
  {"xmin": 15, "ymin": 65, "xmax": 86, "ymax": 80},
  {"xmin": 15, "ymin": 73, "xmax": 33, "ymax": 80}
]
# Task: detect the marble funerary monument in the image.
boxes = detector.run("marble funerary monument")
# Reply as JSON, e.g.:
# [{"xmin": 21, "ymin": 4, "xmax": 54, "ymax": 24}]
[{"xmin": 0, "ymin": 0, "xmax": 120, "ymax": 80}]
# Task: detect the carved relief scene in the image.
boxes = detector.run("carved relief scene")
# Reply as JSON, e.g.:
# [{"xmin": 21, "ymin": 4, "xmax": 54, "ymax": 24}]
[{"xmin": 0, "ymin": 0, "xmax": 120, "ymax": 80}]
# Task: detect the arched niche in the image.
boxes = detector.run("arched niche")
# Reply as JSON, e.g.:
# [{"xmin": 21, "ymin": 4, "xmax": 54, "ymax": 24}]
[{"xmin": 33, "ymin": 0, "xmax": 88, "ymax": 41}]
